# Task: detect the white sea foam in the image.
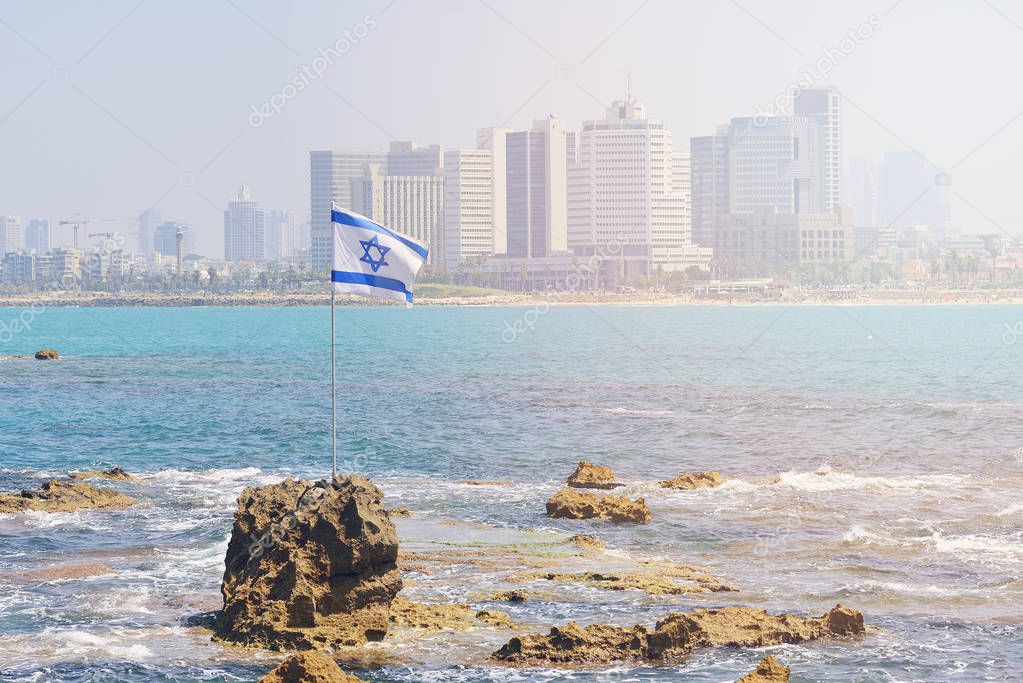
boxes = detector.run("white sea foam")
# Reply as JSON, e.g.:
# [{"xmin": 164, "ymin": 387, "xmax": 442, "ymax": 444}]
[
  {"xmin": 601, "ymin": 406, "xmax": 674, "ymax": 417},
  {"xmin": 844, "ymin": 523, "xmax": 1022, "ymax": 562},
  {"xmin": 773, "ymin": 467, "xmax": 962, "ymax": 492},
  {"xmin": 995, "ymin": 503, "xmax": 1023, "ymax": 517}
]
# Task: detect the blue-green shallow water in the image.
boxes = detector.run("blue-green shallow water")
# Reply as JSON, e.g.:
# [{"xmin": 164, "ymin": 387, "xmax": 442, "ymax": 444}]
[{"xmin": 1, "ymin": 304, "xmax": 1022, "ymax": 681}]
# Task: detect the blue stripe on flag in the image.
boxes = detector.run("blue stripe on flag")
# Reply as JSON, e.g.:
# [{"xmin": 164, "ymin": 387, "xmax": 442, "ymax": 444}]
[
  {"xmin": 331, "ymin": 209, "xmax": 429, "ymax": 261},
  {"xmin": 331, "ymin": 270, "xmax": 413, "ymax": 304}
]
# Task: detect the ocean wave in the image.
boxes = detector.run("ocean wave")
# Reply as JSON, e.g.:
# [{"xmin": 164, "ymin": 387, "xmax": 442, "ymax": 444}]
[
  {"xmin": 600, "ymin": 406, "xmax": 674, "ymax": 417},
  {"xmin": 844, "ymin": 523, "xmax": 1023, "ymax": 563},
  {"xmin": 772, "ymin": 467, "xmax": 963, "ymax": 492},
  {"xmin": 995, "ymin": 503, "xmax": 1023, "ymax": 517}
]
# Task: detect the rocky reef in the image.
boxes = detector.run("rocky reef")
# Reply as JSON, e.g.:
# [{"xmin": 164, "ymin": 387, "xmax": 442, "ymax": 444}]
[
  {"xmin": 0, "ymin": 479, "xmax": 134, "ymax": 513},
  {"xmin": 69, "ymin": 467, "xmax": 132, "ymax": 481},
  {"xmin": 738, "ymin": 655, "xmax": 791, "ymax": 682},
  {"xmin": 493, "ymin": 604, "xmax": 864, "ymax": 665},
  {"xmin": 658, "ymin": 471, "xmax": 725, "ymax": 490},
  {"xmin": 546, "ymin": 486, "xmax": 650, "ymax": 523},
  {"xmin": 216, "ymin": 476, "xmax": 402, "ymax": 651},
  {"xmin": 34, "ymin": 348, "xmax": 59, "ymax": 360},
  {"xmin": 258, "ymin": 651, "xmax": 365, "ymax": 682},
  {"xmin": 566, "ymin": 461, "xmax": 622, "ymax": 489}
]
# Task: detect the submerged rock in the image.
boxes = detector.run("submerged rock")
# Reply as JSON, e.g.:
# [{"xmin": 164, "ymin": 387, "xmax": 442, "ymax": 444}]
[
  {"xmin": 0, "ymin": 479, "xmax": 134, "ymax": 513},
  {"xmin": 34, "ymin": 348, "xmax": 59, "ymax": 360},
  {"xmin": 532, "ymin": 568, "xmax": 737, "ymax": 596},
  {"xmin": 493, "ymin": 604, "xmax": 864, "ymax": 665},
  {"xmin": 216, "ymin": 476, "xmax": 402, "ymax": 651},
  {"xmin": 387, "ymin": 507, "xmax": 412, "ymax": 518},
  {"xmin": 738, "ymin": 655, "xmax": 790, "ymax": 682},
  {"xmin": 476, "ymin": 608, "xmax": 516, "ymax": 628},
  {"xmin": 1, "ymin": 562, "xmax": 115, "ymax": 582},
  {"xmin": 568, "ymin": 533, "xmax": 605, "ymax": 550},
  {"xmin": 69, "ymin": 467, "xmax": 132, "ymax": 481},
  {"xmin": 258, "ymin": 651, "xmax": 365, "ymax": 682},
  {"xmin": 546, "ymin": 487, "xmax": 650, "ymax": 523},
  {"xmin": 389, "ymin": 596, "xmax": 474, "ymax": 630},
  {"xmin": 658, "ymin": 471, "xmax": 725, "ymax": 490},
  {"xmin": 566, "ymin": 461, "xmax": 622, "ymax": 489}
]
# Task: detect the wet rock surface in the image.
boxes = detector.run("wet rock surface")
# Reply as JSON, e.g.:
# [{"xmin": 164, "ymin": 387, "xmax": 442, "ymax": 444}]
[
  {"xmin": 738, "ymin": 655, "xmax": 791, "ymax": 682},
  {"xmin": 546, "ymin": 487, "xmax": 650, "ymax": 523},
  {"xmin": 34, "ymin": 348, "xmax": 59, "ymax": 360},
  {"xmin": 493, "ymin": 604, "xmax": 864, "ymax": 665},
  {"xmin": 528, "ymin": 567, "xmax": 738, "ymax": 595},
  {"xmin": 0, "ymin": 479, "xmax": 135, "ymax": 513},
  {"xmin": 216, "ymin": 476, "xmax": 402, "ymax": 651},
  {"xmin": 566, "ymin": 461, "xmax": 622, "ymax": 489},
  {"xmin": 69, "ymin": 467, "xmax": 132, "ymax": 481},
  {"xmin": 258, "ymin": 651, "xmax": 365, "ymax": 682},
  {"xmin": 567, "ymin": 533, "xmax": 605, "ymax": 550},
  {"xmin": 659, "ymin": 471, "xmax": 725, "ymax": 490}
]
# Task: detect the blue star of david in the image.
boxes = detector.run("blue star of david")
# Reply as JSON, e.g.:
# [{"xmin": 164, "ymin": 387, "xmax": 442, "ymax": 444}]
[{"xmin": 359, "ymin": 235, "xmax": 390, "ymax": 272}]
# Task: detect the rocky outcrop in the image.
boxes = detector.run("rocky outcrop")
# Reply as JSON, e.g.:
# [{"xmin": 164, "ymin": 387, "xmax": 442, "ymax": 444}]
[
  {"xmin": 476, "ymin": 609, "xmax": 516, "ymax": 628},
  {"xmin": 386, "ymin": 507, "xmax": 412, "ymax": 518},
  {"xmin": 491, "ymin": 589, "xmax": 529, "ymax": 603},
  {"xmin": 216, "ymin": 476, "xmax": 402, "ymax": 651},
  {"xmin": 531, "ymin": 568, "xmax": 737, "ymax": 596},
  {"xmin": 258, "ymin": 651, "xmax": 365, "ymax": 682},
  {"xmin": 34, "ymin": 348, "xmax": 59, "ymax": 360},
  {"xmin": 69, "ymin": 467, "xmax": 132, "ymax": 481},
  {"xmin": 566, "ymin": 461, "xmax": 622, "ymax": 489},
  {"xmin": 493, "ymin": 604, "xmax": 864, "ymax": 665},
  {"xmin": 546, "ymin": 487, "xmax": 650, "ymax": 523},
  {"xmin": 389, "ymin": 596, "xmax": 474, "ymax": 630},
  {"xmin": 568, "ymin": 533, "xmax": 605, "ymax": 550},
  {"xmin": 0, "ymin": 479, "xmax": 134, "ymax": 513},
  {"xmin": 659, "ymin": 471, "xmax": 725, "ymax": 490},
  {"xmin": 738, "ymin": 655, "xmax": 790, "ymax": 682}
]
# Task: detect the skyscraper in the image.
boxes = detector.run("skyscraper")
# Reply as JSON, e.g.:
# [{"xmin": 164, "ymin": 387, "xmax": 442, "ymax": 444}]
[
  {"xmin": 154, "ymin": 222, "xmax": 196, "ymax": 257},
  {"xmin": 689, "ymin": 132, "xmax": 730, "ymax": 248},
  {"xmin": 137, "ymin": 208, "xmax": 164, "ymax": 256},
  {"xmin": 25, "ymin": 219, "xmax": 50, "ymax": 254},
  {"xmin": 266, "ymin": 209, "xmax": 297, "ymax": 262},
  {"xmin": 505, "ymin": 117, "xmax": 568, "ymax": 258},
  {"xmin": 477, "ymin": 127, "xmax": 510, "ymax": 255},
  {"xmin": 309, "ymin": 150, "xmax": 386, "ymax": 271},
  {"xmin": 223, "ymin": 186, "xmax": 265, "ymax": 262},
  {"xmin": 443, "ymin": 148, "xmax": 493, "ymax": 271},
  {"xmin": 794, "ymin": 88, "xmax": 841, "ymax": 212},
  {"xmin": 0, "ymin": 215, "xmax": 22, "ymax": 255}
]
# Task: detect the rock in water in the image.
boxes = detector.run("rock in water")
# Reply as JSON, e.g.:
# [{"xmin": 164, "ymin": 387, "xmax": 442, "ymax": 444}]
[
  {"xmin": 0, "ymin": 479, "xmax": 134, "ymax": 513},
  {"xmin": 258, "ymin": 651, "xmax": 365, "ymax": 682},
  {"xmin": 658, "ymin": 471, "xmax": 725, "ymax": 490},
  {"xmin": 34, "ymin": 348, "xmax": 59, "ymax": 360},
  {"xmin": 566, "ymin": 461, "xmax": 622, "ymax": 489},
  {"xmin": 69, "ymin": 467, "xmax": 132, "ymax": 481},
  {"xmin": 738, "ymin": 655, "xmax": 790, "ymax": 682},
  {"xmin": 546, "ymin": 487, "xmax": 650, "ymax": 523},
  {"xmin": 217, "ymin": 476, "xmax": 402, "ymax": 651},
  {"xmin": 493, "ymin": 604, "xmax": 864, "ymax": 665}
]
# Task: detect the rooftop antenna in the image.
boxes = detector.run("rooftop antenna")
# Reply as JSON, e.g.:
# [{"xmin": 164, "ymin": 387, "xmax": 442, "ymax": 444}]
[{"xmin": 626, "ymin": 71, "xmax": 632, "ymax": 103}]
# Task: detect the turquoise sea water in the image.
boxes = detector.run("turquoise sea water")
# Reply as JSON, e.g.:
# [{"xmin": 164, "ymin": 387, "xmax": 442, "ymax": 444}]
[{"xmin": 1, "ymin": 304, "xmax": 1022, "ymax": 681}]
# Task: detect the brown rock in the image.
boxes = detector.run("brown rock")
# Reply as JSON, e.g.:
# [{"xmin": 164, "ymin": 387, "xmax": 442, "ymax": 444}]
[
  {"xmin": 546, "ymin": 487, "xmax": 650, "ymax": 524},
  {"xmin": 738, "ymin": 655, "xmax": 790, "ymax": 682},
  {"xmin": 534, "ymin": 569, "xmax": 736, "ymax": 596},
  {"xmin": 494, "ymin": 604, "xmax": 865, "ymax": 665},
  {"xmin": 387, "ymin": 507, "xmax": 412, "ymax": 518},
  {"xmin": 1, "ymin": 562, "xmax": 114, "ymax": 582},
  {"xmin": 822, "ymin": 603, "xmax": 866, "ymax": 635},
  {"xmin": 216, "ymin": 476, "xmax": 402, "ymax": 651},
  {"xmin": 568, "ymin": 533, "xmax": 605, "ymax": 550},
  {"xmin": 566, "ymin": 461, "xmax": 622, "ymax": 489},
  {"xmin": 34, "ymin": 348, "xmax": 59, "ymax": 360},
  {"xmin": 476, "ymin": 609, "xmax": 516, "ymax": 628},
  {"xmin": 658, "ymin": 471, "xmax": 725, "ymax": 490},
  {"xmin": 69, "ymin": 467, "xmax": 132, "ymax": 481},
  {"xmin": 0, "ymin": 479, "xmax": 134, "ymax": 514},
  {"xmin": 491, "ymin": 589, "xmax": 529, "ymax": 603},
  {"xmin": 455, "ymin": 479, "xmax": 515, "ymax": 486},
  {"xmin": 388, "ymin": 596, "xmax": 473, "ymax": 630},
  {"xmin": 259, "ymin": 651, "xmax": 365, "ymax": 682}
]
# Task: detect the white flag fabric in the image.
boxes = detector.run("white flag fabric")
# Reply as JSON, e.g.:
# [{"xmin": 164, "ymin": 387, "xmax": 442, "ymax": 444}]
[{"xmin": 331, "ymin": 203, "xmax": 428, "ymax": 305}]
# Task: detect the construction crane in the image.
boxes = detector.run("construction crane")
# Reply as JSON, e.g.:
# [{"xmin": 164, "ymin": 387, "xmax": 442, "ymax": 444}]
[{"xmin": 58, "ymin": 214, "xmax": 120, "ymax": 249}]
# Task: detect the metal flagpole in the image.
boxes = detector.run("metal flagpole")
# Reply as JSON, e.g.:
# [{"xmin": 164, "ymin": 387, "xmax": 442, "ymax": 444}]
[{"xmin": 331, "ymin": 286, "xmax": 337, "ymax": 480}]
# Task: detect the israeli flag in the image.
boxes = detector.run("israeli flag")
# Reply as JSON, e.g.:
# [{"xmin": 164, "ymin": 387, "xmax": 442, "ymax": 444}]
[{"xmin": 331, "ymin": 203, "xmax": 428, "ymax": 305}]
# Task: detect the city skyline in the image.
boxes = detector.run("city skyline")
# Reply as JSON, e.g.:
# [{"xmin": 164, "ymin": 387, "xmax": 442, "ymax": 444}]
[{"xmin": 2, "ymin": 1, "xmax": 1022, "ymax": 258}]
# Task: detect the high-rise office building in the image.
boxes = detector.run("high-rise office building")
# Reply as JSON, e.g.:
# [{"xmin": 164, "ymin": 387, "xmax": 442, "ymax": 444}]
[
  {"xmin": 351, "ymin": 163, "xmax": 444, "ymax": 267},
  {"xmin": 137, "ymin": 208, "xmax": 164, "ymax": 256},
  {"xmin": 153, "ymin": 222, "xmax": 196, "ymax": 257},
  {"xmin": 794, "ymin": 88, "xmax": 841, "ymax": 212},
  {"xmin": 689, "ymin": 132, "xmax": 730, "ymax": 248},
  {"xmin": 0, "ymin": 215, "xmax": 22, "ymax": 255},
  {"xmin": 673, "ymin": 150, "xmax": 692, "ymax": 247},
  {"xmin": 477, "ymin": 127, "xmax": 510, "ymax": 255},
  {"xmin": 266, "ymin": 209, "xmax": 297, "ymax": 262},
  {"xmin": 506, "ymin": 117, "xmax": 568, "ymax": 258},
  {"xmin": 223, "ymin": 186, "xmax": 265, "ymax": 262},
  {"xmin": 881, "ymin": 150, "xmax": 951, "ymax": 231},
  {"xmin": 386, "ymin": 141, "xmax": 443, "ymax": 176},
  {"xmin": 443, "ymin": 149, "xmax": 493, "ymax": 271},
  {"xmin": 25, "ymin": 219, "xmax": 50, "ymax": 254},
  {"xmin": 309, "ymin": 150, "xmax": 386, "ymax": 271}
]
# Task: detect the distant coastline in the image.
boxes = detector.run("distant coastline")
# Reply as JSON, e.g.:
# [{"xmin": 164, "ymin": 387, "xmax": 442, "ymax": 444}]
[{"xmin": 2, "ymin": 287, "xmax": 1023, "ymax": 308}]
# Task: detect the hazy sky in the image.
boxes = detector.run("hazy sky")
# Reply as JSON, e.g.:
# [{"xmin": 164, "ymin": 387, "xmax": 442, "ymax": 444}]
[{"xmin": 2, "ymin": 0, "xmax": 1022, "ymax": 256}]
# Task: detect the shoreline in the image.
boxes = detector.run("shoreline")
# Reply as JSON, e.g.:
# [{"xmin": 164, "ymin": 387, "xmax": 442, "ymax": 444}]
[{"xmin": 2, "ymin": 289, "xmax": 1023, "ymax": 308}]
